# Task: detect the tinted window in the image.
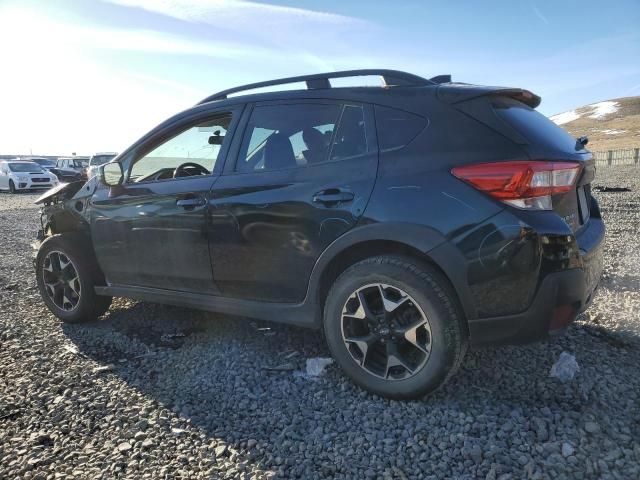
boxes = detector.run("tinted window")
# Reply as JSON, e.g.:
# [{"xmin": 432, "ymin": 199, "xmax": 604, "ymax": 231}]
[
  {"xmin": 237, "ymin": 104, "xmax": 341, "ymax": 172},
  {"xmin": 330, "ymin": 105, "xmax": 367, "ymax": 161},
  {"xmin": 130, "ymin": 114, "xmax": 232, "ymax": 183},
  {"xmin": 374, "ymin": 105, "xmax": 427, "ymax": 151},
  {"xmin": 492, "ymin": 97, "xmax": 580, "ymax": 153}
]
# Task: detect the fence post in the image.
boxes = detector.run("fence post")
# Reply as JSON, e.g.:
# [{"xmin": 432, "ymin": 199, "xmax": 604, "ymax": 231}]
[
  {"xmin": 635, "ymin": 148, "xmax": 639, "ymax": 165},
  {"xmin": 607, "ymin": 150, "xmax": 613, "ymax": 166}
]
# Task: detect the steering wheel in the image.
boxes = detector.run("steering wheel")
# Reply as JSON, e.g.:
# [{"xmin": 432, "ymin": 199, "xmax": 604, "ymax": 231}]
[{"xmin": 173, "ymin": 162, "xmax": 210, "ymax": 178}]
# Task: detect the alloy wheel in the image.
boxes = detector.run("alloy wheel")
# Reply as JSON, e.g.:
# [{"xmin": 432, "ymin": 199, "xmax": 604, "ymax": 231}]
[
  {"xmin": 341, "ymin": 283, "xmax": 432, "ymax": 380},
  {"xmin": 42, "ymin": 251, "xmax": 81, "ymax": 311}
]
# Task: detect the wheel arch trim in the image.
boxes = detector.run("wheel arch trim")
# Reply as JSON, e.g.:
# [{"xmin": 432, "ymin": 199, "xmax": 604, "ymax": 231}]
[{"xmin": 305, "ymin": 222, "xmax": 477, "ymax": 321}]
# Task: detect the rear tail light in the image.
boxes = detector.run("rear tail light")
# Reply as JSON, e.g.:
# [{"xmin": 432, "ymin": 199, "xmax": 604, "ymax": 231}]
[{"xmin": 451, "ymin": 161, "xmax": 581, "ymax": 210}]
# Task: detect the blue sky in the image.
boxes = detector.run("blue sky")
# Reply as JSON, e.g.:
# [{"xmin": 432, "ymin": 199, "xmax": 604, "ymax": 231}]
[{"xmin": 0, "ymin": 0, "xmax": 638, "ymax": 155}]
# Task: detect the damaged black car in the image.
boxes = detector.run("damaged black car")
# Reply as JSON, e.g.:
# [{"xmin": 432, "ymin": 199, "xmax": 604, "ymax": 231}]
[{"xmin": 34, "ymin": 70, "xmax": 605, "ymax": 398}]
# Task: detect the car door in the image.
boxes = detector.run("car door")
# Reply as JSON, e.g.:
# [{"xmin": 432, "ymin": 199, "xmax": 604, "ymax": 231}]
[
  {"xmin": 208, "ymin": 100, "xmax": 378, "ymax": 302},
  {"xmin": 90, "ymin": 107, "xmax": 241, "ymax": 294}
]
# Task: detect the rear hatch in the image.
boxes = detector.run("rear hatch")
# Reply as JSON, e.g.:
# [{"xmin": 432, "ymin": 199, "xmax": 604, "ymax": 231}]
[
  {"xmin": 490, "ymin": 96, "xmax": 594, "ymax": 232},
  {"xmin": 440, "ymin": 86, "xmax": 594, "ymax": 232}
]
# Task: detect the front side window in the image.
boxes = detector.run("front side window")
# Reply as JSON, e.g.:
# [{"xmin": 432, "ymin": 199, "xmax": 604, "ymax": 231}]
[
  {"xmin": 236, "ymin": 103, "xmax": 367, "ymax": 172},
  {"xmin": 129, "ymin": 114, "xmax": 232, "ymax": 183}
]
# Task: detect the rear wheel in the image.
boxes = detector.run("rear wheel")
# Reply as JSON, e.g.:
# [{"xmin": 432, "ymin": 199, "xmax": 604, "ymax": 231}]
[
  {"xmin": 36, "ymin": 233, "xmax": 112, "ymax": 323},
  {"xmin": 9, "ymin": 180, "xmax": 16, "ymax": 194},
  {"xmin": 323, "ymin": 255, "xmax": 467, "ymax": 399}
]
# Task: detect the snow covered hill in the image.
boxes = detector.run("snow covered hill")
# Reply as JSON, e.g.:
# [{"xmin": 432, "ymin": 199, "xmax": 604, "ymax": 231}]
[{"xmin": 549, "ymin": 97, "xmax": 640, "ymax": 151}]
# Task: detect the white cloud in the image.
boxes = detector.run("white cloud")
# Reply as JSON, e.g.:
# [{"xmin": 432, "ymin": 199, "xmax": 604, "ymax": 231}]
[
  {"xmin": 531, "ymin": 4, "xmax": 550, "ymax": 25},
  {"xmin": 104, "ymin": 0, "xmax": 374, "ymax": 55},
  {"xmin": 0, "ymin": 3, "xmax": 370, "ymax": 154},
  {"xmin": 106, "ymin": 0, "xmax": 363, "ymax": 27},
  {"xmin": 0, "ymin": 7, "xmax": 197, "ymax": 154}
]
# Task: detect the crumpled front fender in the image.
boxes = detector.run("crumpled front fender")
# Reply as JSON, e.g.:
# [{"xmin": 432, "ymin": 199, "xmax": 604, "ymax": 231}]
[{"xmin": 36, "ymin": 177, "xmax": 100, "ymax": 235}]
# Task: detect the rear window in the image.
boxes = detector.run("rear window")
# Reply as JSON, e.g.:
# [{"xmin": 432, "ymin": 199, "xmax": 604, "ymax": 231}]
[
  {"xmin": 492, "ymin": 97, "xmax": 580, "ymax": 153},
  {"xmin": 374, "ymin": 105, "xmax": 427, "ymax": 152}
]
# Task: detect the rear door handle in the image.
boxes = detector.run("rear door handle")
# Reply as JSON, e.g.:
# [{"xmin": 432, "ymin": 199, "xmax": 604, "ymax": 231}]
[
  {"xmin": 312, "ymin": 189, "xmax": 354, "ymax": 205},
  {"xmin": 176, "ymin": 197, "xmax": 206, "ymax": 208}
]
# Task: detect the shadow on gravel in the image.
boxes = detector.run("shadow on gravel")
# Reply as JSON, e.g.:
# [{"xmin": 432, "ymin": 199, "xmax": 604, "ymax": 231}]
[{"xmin": 58, "ymin": 297, "xmax": 640, "ymax": 478}]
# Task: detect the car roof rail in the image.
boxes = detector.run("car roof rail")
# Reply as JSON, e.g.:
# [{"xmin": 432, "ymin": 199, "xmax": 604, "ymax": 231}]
[{"xmin": 197, "ymin": 69, "xmax": 434, "ymax": 105}]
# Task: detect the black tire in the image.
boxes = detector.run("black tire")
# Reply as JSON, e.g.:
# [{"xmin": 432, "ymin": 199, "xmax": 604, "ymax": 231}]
[
  {"xmin": 323, "ymin": 255, "xmax": 467, "ymax": 399},
  {"xmin": 9, "ymin": 180, "xmax": 16, "ymax": 194},
  {"xmin": 36, "ymin": 233, "xmax": 112, "ymax": 323}
]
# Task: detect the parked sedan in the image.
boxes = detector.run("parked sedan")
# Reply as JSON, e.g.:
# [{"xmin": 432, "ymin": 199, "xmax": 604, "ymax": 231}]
[
  {"xmin": 0, "ymin": 161, "xmax": 59, "ymax": 193},
  {"xmin": 19, "ymin": 156, "xmax": 57, "ymax": 172}
]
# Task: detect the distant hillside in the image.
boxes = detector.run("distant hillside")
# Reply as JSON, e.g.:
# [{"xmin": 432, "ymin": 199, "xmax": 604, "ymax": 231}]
[{"xmin": 549, "ymin": 96, "xmax": 640, "ymax": 151}]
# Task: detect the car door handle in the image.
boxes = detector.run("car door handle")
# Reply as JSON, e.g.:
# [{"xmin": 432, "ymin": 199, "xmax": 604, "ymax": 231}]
[
  {"xmin": 176, "ymin": 197, "xmax": 206, "ymax": 208},
  {"xmin": 312, "ymin": 189, "xmax": 354, "ymax": 205}
]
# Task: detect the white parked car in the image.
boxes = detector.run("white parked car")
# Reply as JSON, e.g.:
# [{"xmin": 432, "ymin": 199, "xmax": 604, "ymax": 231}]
[
  {"xmin": 0, "ymin": 161, "xmax": 59, "ymax": 193},
  {"xmin": 17, "ymin": 156, "xmax": 57, "ymax": 171},
  {"xmin": 87, "ymin": 152, "xmax": 118, "ymax": 179}
]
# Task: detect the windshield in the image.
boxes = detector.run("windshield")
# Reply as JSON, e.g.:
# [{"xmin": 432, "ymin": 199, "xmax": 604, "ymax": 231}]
[
  {"xmin": 33, "ymin": 159, "xmax": 55, "ymax": 166},
  {"xmin": 73, "ymin": 159, "xmax": 88, "ymax": 168},
  {"xmin": 8, "ymin": 163, "xmax": 43, "ymax": 173},
  {"xmin": 90, "ymin": 154, "xmax": 116, "ymax": 166}
]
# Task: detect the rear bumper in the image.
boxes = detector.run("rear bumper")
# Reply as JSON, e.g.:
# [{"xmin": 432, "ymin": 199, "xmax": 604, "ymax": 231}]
[{"xmin": 469, "ymin": 217, "xmax": 604, "ymax": 346}]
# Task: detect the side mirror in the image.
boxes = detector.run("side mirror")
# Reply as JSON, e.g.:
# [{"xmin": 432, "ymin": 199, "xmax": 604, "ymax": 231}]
[{"xmin": 100, "ymin": 162, "xmax": 123, "ymax": 186}]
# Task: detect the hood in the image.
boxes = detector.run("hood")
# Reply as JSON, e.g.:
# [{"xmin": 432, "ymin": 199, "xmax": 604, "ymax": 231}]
[{"xmin": 34, "ymin": 181, "xmax": 86, "ymax": 205}]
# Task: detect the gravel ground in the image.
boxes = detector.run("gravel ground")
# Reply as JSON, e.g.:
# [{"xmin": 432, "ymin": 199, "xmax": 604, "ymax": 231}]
[{"xmin": 1, "ymin": 167, "xmax": 639, "ymax": 479}]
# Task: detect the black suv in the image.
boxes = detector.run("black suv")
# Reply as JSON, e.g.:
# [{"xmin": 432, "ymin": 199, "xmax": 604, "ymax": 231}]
[{"xmin": 35, "ymin": 70, "xmax": 604, "ymax": 399}]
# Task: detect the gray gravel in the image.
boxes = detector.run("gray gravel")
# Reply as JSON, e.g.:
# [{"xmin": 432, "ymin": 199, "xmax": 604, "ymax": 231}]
[{"xmin": 1, "ymin": 167, "xmax": 639, "ymax": 479}]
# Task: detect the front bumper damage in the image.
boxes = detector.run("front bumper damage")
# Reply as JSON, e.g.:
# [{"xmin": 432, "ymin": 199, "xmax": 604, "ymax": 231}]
[{"xmin": 34, "ymin": 179, "xmax": 97, "ymax": 241}]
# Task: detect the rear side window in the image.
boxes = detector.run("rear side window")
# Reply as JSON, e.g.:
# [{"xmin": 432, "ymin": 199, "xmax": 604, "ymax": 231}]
[
  {"xmin": 330, "ymin": 105, "xmax": 367, "ymax": 161},
  {"xmin": 236, "ymin": 103, "xmax": 368, "ymax": 172},
  {"xmin": 374, "ymin": 105, "xmax": 427, "ymax": 152},
  {"xmin": 492, "ymin": 97, "xmax": 579, "ymax": 153}
]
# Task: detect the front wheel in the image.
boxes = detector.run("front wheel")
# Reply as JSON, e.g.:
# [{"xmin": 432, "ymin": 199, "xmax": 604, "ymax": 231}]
[
  {"xmin": 9, "ymin": 180, "xmax": 16, "ymax": 193},
  {"xmin": 36, "ymin": 233, "xmax": 112, "ymax": 323},
  {"xmin": 323, "ymin": 256, "xmax": 467, "ymax": 399}
]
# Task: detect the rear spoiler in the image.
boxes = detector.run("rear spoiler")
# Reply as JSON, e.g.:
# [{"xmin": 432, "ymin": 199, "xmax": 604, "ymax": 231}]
[{"xmin": 436, "ymin": 84, "xmax": 541, "ymax": 108}]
